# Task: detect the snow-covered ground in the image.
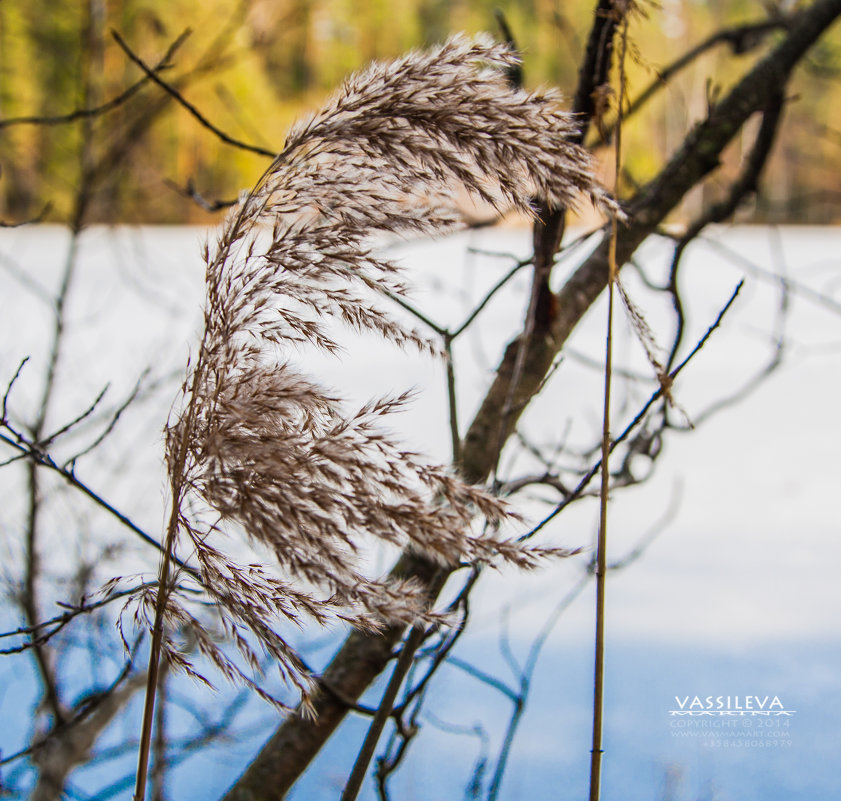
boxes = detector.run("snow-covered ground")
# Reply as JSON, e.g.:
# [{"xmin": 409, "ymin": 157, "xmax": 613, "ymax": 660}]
[{"xmin": 1, "ymin": 224, "xmax": 839, "ymax": 800}]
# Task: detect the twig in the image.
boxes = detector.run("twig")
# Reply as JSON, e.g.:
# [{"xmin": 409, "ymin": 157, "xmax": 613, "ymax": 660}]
[
  {"xmin": 0, "ymin": 204, "xmax": 52, "ymax": 228},
  {"xmin": 665, "ymin": 89, "xmax": 785, "ymax": 370},
  {"xmin": 498, "ymin": 472, "xmax": 574, "ymax": 499},
  {"xmin": 1, "ymin": 358, "xmax": 29, "ymax": 421},
  {"xmin": 689, "ymin": 240, "xmax": 789, "ymax": 427},
  {"xmin": 163, "ymin": 178, "xmax": 238, "ymax": 212},
  {"xmin": 446, "ymin": 656, "xmax": 518, "ymax": 703},
  {"xmin": 0, "ymin": 31, "xmax": 190, "ymax": 131},
  {"xmin": 0, "ymin": 426, "xmax": 197, "ymax": 577},
  {"xmin": 382, "ymin": 288, "xmax": 447, "ymax": 337},
  {"xmin": 523, "ymin": 280, "xmax": 744, "ymax": 542},
  {"xmin": 0, "ymin": 251, "xmax": 54, "ymax": 304},
  {"xmin": 451, "ymin": 258, "xmax": 530, "ymax": 338},
  {"xmin": 111, "ymin": 30, "xmax": 276, "ymax": 159},
  {"xmin": 42, "ymin": 385, "xmax": 109, "ymax": 447},
  {"xmin": 498, "ymin": 608, "xmax": 524, "ymax": 682},
  {"xmin": 64, "ymin": 371, "xmax": 149, "ymax": 467},
  {"xmin": 341, "ymin": 625, "xmax": 427, "ymax": 801}
]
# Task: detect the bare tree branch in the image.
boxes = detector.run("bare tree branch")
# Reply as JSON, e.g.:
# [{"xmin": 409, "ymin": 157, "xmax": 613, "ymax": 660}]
[
  {"xmin": 0, "ymin": 586, "xmax": 151, "ymax": 654},
  {"xmin": 0, "ymin": 425, "xmax": 197, "ymax": 577},
  {"xmin": 592, "ymin": 16, "xmax": 790, "ymax": 147},
  {"xmin": 111, "ymin": 30, "xmax": 277, "ymax": 159},
  {"xmin": 0, "ymin": 30, "xmax": 190, "ymax": 131}
]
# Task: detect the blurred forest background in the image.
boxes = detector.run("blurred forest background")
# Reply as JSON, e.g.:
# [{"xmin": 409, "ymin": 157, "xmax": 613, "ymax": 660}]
[{"xmin": 3, "ymin": 0, "xmax": 841, "ymax": 225}]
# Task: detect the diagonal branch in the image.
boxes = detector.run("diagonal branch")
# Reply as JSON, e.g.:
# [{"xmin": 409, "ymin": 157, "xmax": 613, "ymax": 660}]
[
  {"xmin": 0, "ymin": 30, "xmax": 190, "ymax": 131},
  {"xmin": 665, "ymin": 88, "xmax": 786, "ymax": 370},
  {"xmin": 0, "ymin": 427, "xmax": 197, "ymax": 577},
  {"xmin": 111, "ymin": 30, "xmax": 276, "ymax": 159}
]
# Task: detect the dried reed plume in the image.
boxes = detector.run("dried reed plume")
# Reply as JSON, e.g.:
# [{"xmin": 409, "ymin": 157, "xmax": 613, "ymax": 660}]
[{"xmin": 146, "ymin": 34, "xmax": 613, "ymax": 712}]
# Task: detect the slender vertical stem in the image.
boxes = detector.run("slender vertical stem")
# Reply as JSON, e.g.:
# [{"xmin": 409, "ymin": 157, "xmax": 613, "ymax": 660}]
[
  {"xmin": 150, "ymin": 655, "xmax": 169, "ymax": 801},
  {"xmin": 589, "ymin": 10, "xmax": 628, "ymax": 801},
  {"xmin": 588, "ymin": 236, "xmax": 614, "ymax": 801},
  {"xmin": 133, "ymin": 505, "xmax": 178, "ymax": 801},
  {"xmin": 24, "ymin": 460, "xmax": 63, "ymax": 723},
  {"xmin": 341, "ymin": 624, "xmax": 426, "ymax": 801},
  {"xmin": 134, "ymin": 345, "xmax": 206, "ymax": 801},
  {"xmin": 444, "ymin": 336, "xmax": 461, "ymax": 465}
]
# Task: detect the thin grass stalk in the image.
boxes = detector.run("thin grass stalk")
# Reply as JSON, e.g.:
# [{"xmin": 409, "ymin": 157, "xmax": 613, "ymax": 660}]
[
  {"xmin": 340, "ymin": 623, "xmax": 427, "ymax": 801},
  {"xmin": 589, "ymin": 10, "xmax": 628, "ymax": 801},
  {"xmin": 150, "ymin": 653, "xmax": 169, "ymax": 801},
  {"xmin": 134, "ymin": 348, "xmax": 208, "ymax": 801},
  {"xmin": 132, "ymin": 520, "xmax": 175, "ymax": 801},
  {"xmin": 588, "ymin": 230, "xmax": 613, "ymax": 801}
]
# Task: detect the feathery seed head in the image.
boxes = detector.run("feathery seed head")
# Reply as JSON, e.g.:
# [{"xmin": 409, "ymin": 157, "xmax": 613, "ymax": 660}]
[{"xmin": 158, "ymin": 34, "xmax": 599, "ymax": 709}]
